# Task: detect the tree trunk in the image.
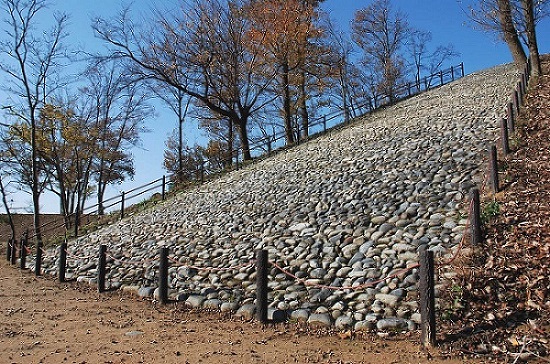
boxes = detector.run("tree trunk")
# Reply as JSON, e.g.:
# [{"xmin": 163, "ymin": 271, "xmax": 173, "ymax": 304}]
[
  {"xmin": 497, "ymin": 0, "xmax": 527, "ymax": 68},
  {"xmin": 298, "ymin": 69, "xmax": 309, "ymax": 137},
  {"xmin": 521, "ymin": 0, "xmax": 542, "ymax": 77},
  {"xmin": 227, "ymin": 118, "xmax": 234, "ymax": 167},
  {"xmin": 0, "ymin": 176, "xmax": 16, "ymax": 240},
  {"xmin": 31, "ymin": 117, "xmax": 43, "ymax": 274},
  {"xmin": 236, "ymin": 117, "xmax": 252, "ymax": 161},
  {"xmin": 97, "ymin": 168, "xmax": 105, "ymax": 215},
  {"xmin": 282, "ymin": 61, "xmax": 295, "ymax": 145}
]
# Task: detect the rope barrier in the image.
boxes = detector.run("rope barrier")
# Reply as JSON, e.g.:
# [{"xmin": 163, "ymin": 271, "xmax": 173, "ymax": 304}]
[
  {"xmin": 437, "ymin": 198, "xmax": 474, "ymax": 267},
  {"xmin": 168, "ymin": 256, "xmax": 255, "ymax": 272},
  {"xmin": 39, "ymin": 247, "xmax": 57, "ymax": 259},
  {"xmin": 106, "ymin": 253, "xmax": 157, "ymax": 266},
  {"xmin": 64, "ymin": 249, "xmax": 95, "ymax": 261},
  {"xmin": 269, "ymin": 260, "xmax": 419, "ymax": 292}
]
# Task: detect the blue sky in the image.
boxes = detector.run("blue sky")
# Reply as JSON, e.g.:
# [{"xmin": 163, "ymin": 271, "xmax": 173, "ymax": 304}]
[{"xmin": 4, "ymin": 0, "xmax": 550, "ymax": 213}]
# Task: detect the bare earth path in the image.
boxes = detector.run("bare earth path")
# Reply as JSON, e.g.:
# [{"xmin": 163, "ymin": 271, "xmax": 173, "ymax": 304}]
[{"xmin": 0, "ymin": 259, "xmax": 489, "ymax": 364}]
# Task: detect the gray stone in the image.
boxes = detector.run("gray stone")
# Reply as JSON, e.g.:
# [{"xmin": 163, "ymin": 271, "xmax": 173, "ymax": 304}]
[
  {"xmin": 354, "ymin": 320, "xmax": 375, "ymax": 332},
  {"xmin": 290, "ymin": 309, "xmax": 310, "ymax": 323},
  {"xmin": 307, "ymin": 313, "xmax": 332, "ymax": 328},
  {"xmin": 185, "ymin": 295, "xmax": 206, "ymax": 308},
  {"xmin": 376, "ymin": 318, "xmax": 408, "ymax": 331},
  {"xmin": 371, "ymin": 216, "xmax": 386, "ymax": 225},
  {"xmin": 203, "ymin": 299, "xmax": 222, "ymax": 309},
  {"xmin": 268, "ymin": 309, "xmax": 287, "ymax": 322},
  {"xmin": 235, "ymin": 304, "xmax": 256, "ymax": 320},
  {"xmin": 137, "ymin": 287, "xmax": 155, "ymax": 298},
  {"xmin": 220, "ymin": 301, "xmax": 239, "ymax": 312},
  {"xmin": 335, "ymin": 315, "xmax": 353, "ymax": 330},
  {"xmin": 375, "ymin": 293, "xmax": 400, "ymax": 307}
]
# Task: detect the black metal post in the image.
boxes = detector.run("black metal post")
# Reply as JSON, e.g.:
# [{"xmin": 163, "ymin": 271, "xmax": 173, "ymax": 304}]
[
  {"xmin": 460, "ymin": 62, "xmax": 464, "ymax": 77},
  {"xmin": 98, "ymin": 244, "xmax": 107, "ymax": 293},
  {"xmin": 120, "ymin": 191, "xmax": 125, "ymax": 220},
  {"xmin": 323, "ymin": 116, "xmax": 327, "ymax": 133},
  {"xmin": 488, "ymin": 145, "xmax": 499, "ymax": 194},
  {"xmin": 159, "ymin": 247, "xmax": 169, "ymax": 305},
  {"xmin": 439, "ymin": 71, "xmax": 443, "ymax": 85},
  {"xmin": 19, "ymin": 233, "xmax": 27, "ymax": 270},
  {"xmin": 161, "ymin": 175, "xmax": 166, "ymax": 201},
  {"xmin": 500, "ymin": 118, "xmax": 510, "ymax": 155},
  {"xmin": 451, "ymin": 66, "xmax": 455, "ymax": 81},
  {"xmin": 419, "ymin": 245, "xmax": 436, "ymax": 348},
  {"xmin": 256, "ymin": 249, "xmax": 268, "ymax": 324},
  {"xmin": 59, "ymin": 242, "xmax": 67, "ymax": 283},
  {"xmin": 471, "ymin": 189, "xmax": 482, "ymax": 245}
]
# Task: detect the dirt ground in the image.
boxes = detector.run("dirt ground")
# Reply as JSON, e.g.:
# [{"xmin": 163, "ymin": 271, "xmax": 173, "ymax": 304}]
[{"xmin": 0, "ymin": 259, "xmax": 491, "ymax": 364}]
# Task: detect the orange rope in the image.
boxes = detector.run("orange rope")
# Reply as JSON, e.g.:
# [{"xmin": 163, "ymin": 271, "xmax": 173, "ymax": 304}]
[
  {"xmin": 269, "ymin": 260, "xmax": 419, "ymax": 291},
  {"xmin": 168, "ymin": 255, "xmax": 255, "ymax": 272}
]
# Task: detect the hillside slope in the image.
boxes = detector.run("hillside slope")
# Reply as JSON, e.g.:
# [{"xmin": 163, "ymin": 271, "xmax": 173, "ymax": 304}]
[
  {"xmin": 36, "ymin": 63, "xmax": 519, "ymax": 331},
  {"xmin": 442, "ymin": 57, "xmax": 550, "ymax": 359}
]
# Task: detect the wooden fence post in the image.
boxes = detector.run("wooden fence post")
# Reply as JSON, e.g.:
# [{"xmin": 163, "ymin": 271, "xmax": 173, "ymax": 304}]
[
  {"xmin": 19, "ymin": 232, "xmax": 27, "ymax": 270},
  {"xmin": 507, "ymin": 103, "xmax": 515, "ymax": 135},
  {"xmin": 500, "ymin": 118, "xmax": 510, "ymax": 155},
  {"xmin": 419, "ymin": 245, "xmax": 436, "ymax": 348},
  {"xmin": 256, "ymin": 249, "xmax": 268, "ymax": 324},
  {"xmin": 159, "ymin": 246, "xmax": 169, "ymax": 305},
  {"xmin": 6, "ymin": 237, "xmax": 12, "ymax": 262},
  {"xmin": 98, "ymin": 244, "xmax": 107, "ymax": 293},
  {"xmin": 519, "ymin": 82, "xmax": 524, "ymax": 104},
  {"xmin": 471, "ymin": 189, "xmax": 482, "ymax": 245},
  {"xmin": 10, "ymin": 237, "xmax": 17, "ymax": 265},
  {"xmin": 34, "ymin": 241, "xmax": 42, "ymax": 276},
  {"xmin": 59, "ymin": 242, "xmax": 67, "ymax": 283},
  {"xmin": 488, "ymin": 145, "xmax": 499, "ymax": 194},
  {"xmin": 513, "ymin": 90, "xmax": 520, "ymax": 115}
]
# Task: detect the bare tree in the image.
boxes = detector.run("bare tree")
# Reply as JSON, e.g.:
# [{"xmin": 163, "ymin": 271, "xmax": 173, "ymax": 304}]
[
  {"xmin": 0, "ymin": 0, "xmax": 68, "ymax": 271},
  {"xmin": 521, "ymin": 0, "xmax": 542, "ymax": 75},
  {"xmin": 80, "ymin": 60, "xmax": 150, "ymax": 215},
  {"xmin": 149, "ymin": 83, "xmax": 191, "ymax": 182},
  {"xmin": 408, "ymin": 30, "xmax": 459, "ymax": 89},
  {"xmin": 465, "ymin": 0, "xmax": 547, "ymax": 73},
  {"xmin": 351, "ymin": 0, "xmax": 409, "ymax": 102},
  {"xmin": 246, "ymin": 0, "xmax": 326, "ymax": 143},
  {"xmin": 93, "ymin": 0, "xmax": 276, "ymax": 161},
  {"xmin": 30, "ymin": 102, "xmax": 94, "ymax": 227},
  {"xmin": 0, "ymin": 169, "xmax": 16, "ymax": 240}
]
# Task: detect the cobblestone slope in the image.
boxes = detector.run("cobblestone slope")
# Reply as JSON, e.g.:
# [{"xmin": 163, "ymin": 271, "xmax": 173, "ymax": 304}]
[{"xmin": 39, "ymin": 63, "xmax": 519, "ymax": 332}]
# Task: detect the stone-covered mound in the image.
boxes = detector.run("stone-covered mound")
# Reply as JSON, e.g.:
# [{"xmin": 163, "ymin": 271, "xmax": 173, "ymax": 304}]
[{"xmin": 38, "ymin": 63, "xmax": 518, "ymax": 332}]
